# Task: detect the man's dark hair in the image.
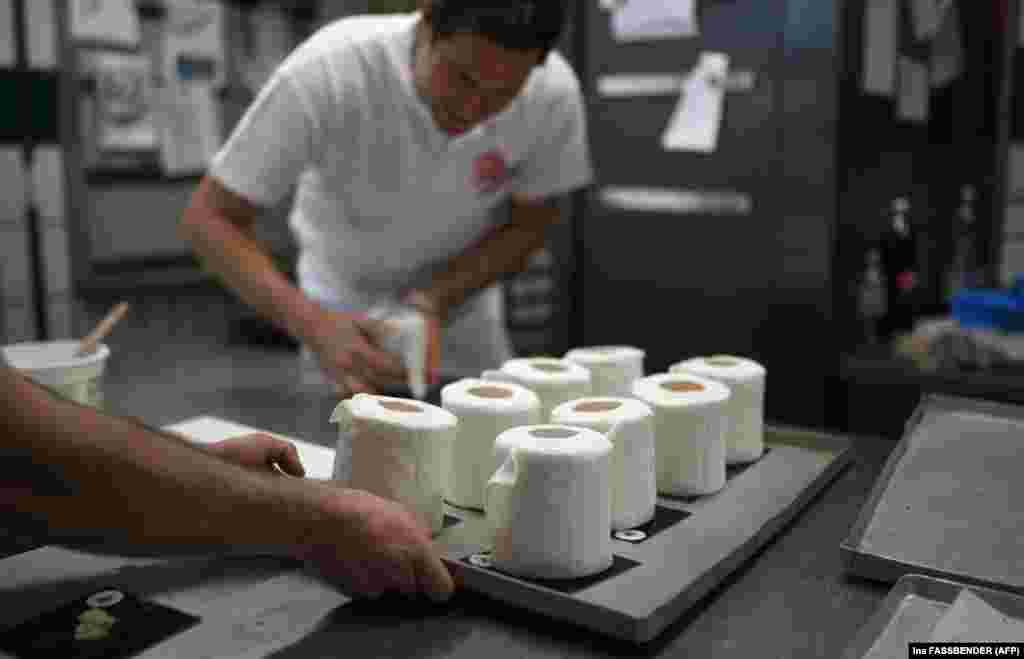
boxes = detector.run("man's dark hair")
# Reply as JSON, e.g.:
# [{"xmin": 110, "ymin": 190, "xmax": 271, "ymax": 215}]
[{"xmin": 426, "ymin": 1, "xmax": 568, "ymax": 56}]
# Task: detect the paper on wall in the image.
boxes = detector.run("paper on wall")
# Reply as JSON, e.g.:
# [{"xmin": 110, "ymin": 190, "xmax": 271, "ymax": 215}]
[
  {"xmin": 897, "ymin": 56, "xmax": 929, "ymax": 123},
  {"xmin": 862, "ymin": 0, "xmax": 898, "ymax": 96},
  {"xmin": 92, "ymin": 51, "xmax": 159, "ymax": 152},
  {"xmin": 597, "ymin": 74, "xmax": 683, "ymax": 97},
  {"xmin": 163, "ymin": 0, "xmax": 226, "ymax": 87},
  {"xmin": 69, "ymin": 0, "xmax": 140, "ymax": 48},
  {"xmin": 661, "ymin": 52, "xmax": 728, "ymax": 153},
  {"xmin": 0, "ymin": 0, "xmax": 15, "ymax": 68},
  {"xmin": 600, "ymin": 186, "xmax": 752, "ymax": 215},
  {"xmin": 611, "ymin": 0, "xmax": 698, "ymax": 42},
  {"xmin": 158, "ymin": 80, "xmax": 222, "ymax": 176},
  {"xmin": 24, "ymin": 0, "xmax": 58, "ymax": 69}
]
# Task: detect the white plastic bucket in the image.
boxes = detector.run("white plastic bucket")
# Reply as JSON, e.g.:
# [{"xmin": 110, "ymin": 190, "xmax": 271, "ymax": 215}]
[{"xmin": 2, "ymin": 340, "xmax": 111, "ymax": 408}]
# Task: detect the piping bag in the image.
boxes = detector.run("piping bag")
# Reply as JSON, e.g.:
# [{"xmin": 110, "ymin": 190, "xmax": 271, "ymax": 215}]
[{"xmin": 366, "ymin": 303, "xmax": 440, "ymax": 399}]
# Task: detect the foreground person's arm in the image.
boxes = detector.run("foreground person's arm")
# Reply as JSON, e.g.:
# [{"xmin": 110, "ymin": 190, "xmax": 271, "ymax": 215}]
[{"xmin": 0, "ymin": 366, "xmax": 454, "ymax": 600}]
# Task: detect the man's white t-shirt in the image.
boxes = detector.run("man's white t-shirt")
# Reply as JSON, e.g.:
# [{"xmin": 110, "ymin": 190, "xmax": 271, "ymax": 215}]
[{"xmin": 209, "ymin": 12, "xmax": 594, "ymax": 377}]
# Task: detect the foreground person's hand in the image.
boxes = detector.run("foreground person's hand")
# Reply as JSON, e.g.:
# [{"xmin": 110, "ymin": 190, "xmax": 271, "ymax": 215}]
[
  {"xmin": 206, "ymin": 433, "xmax": 305, "ymax": 476},
  {"xmin": 293, "ymin": 487, "xmax": 455, "ymax": 602}
]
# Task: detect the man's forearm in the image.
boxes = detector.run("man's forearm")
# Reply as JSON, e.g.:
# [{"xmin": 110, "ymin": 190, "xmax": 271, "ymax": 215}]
[
  {"xmin": 1, "ymin": 367, "xmax": 326, "ymax": 551},
  {"xmin": 179, "ymin": 178, "xmax": 322, "ymax": 344},
  {"xmin": 418, "ymin": 198, "xmax": 561, "ymax": 322}
]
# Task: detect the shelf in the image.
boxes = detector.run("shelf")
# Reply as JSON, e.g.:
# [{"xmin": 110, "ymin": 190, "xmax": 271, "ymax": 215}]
[{"xmin": 86, "ymin": 168, "xmax": 204, "ymax": 186}]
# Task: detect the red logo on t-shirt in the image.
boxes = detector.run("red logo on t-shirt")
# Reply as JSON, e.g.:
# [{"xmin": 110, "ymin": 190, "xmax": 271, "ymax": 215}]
[{"xmin": 473, "ymin": 150, "xmax": 508, "ymax": 194}]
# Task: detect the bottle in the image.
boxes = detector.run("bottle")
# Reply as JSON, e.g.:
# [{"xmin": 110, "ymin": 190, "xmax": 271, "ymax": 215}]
[
  {"xmin": 946, "ymin": 185, "xmax": 978, "ymax": 300},
  {"xmin": 881, "ymin": 197, "xmax": 920, "ymax": 336},
  {"xmin": 858, "ymin": 247, "xmax": 887, "ymax": 345}
]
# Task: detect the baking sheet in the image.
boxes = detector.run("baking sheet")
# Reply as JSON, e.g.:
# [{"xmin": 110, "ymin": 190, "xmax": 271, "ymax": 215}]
[
  {"xmin": 841, "ymin": 574, "xmax": 1024, "ymax": 658},
  {"xmin": 168, "ymin": 417, "xmax": 852, "ymax": 644},
  {"xmin": 841, "ymin": 395, "xmax": 1024, "ymax": 593}
]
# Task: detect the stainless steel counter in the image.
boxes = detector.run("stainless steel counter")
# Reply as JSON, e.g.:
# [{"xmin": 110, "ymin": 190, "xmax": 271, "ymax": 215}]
[{"xmin": 1, "ymin": 342, "xmax": 896, "ymax": 657}]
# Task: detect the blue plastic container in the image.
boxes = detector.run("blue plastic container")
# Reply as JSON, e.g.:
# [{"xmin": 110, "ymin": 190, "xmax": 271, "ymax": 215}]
[{"xmin": 951, "ymin": 279, "xmax": 1024, "ymax": 332}]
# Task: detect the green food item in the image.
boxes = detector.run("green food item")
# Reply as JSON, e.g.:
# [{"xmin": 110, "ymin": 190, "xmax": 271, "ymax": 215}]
[
  {"xmin": 74, "ymin": 622, "xmax": 109, "ymax": 641},
  {"xmin": 78, "ymin": 608, "xmax": 117, "ymax": 627}
]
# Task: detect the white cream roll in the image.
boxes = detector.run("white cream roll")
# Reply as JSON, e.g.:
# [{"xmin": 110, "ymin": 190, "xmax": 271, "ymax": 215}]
[
  {"xmin": 670, "ymin": 355, "xmax": 766, "ymax": 464},
  {"xmin": 482, "ymin": 357, "xmax": 591, "ymax": 420},
  {"xmin": 440, "ymin": 378, "xmax": 541, "ymax": 510},
  {"xmin": 329, "ymin": 394, "xmax": 457, "ymax": 535},
  {"xmin": 550, "ymin": 397, "xmax": 656, "ymax": 530},
  {"xmin": 488, "ymin": 425, "xmax": 613, "ymax": 580},
  {"xmin": 563, "ymin": 346, "xmax": 645, "ymax": 397},
  {"xmin": 632, "ymin": 373, "xmax": 730, "ymax": 497}
]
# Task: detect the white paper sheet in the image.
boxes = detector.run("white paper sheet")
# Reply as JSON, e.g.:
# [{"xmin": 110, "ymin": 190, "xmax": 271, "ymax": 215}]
[
  {"xmin": 165, "ymin": 416, "xmax": 336, "ymax": 480},
  {"xmin": 897, "ymin": 56, "xmax": 929, "ymax": 123},
  {"xmin": 597, "ymin": 74, "xmax": 683, "ymax": 97},
  {"xmin": 163, "ymin": 0, "xmax": 226, "ymax": 87},
  {"xmin": 92, "ymin": 52, "xmax": 159, "ymax": 152},
  {"xmin": 930, "ymin": 2, "xmax": 963, "ymax": 88},
  {"xmin": 69, "ymin": 0, "xmax": 140, "ymax": 47},
  {"xmin": 661, "ymin": 52, "xmax": 728, "ymax": 153},
  {"xmin": 600, "ymin": 186, "xmax": 752, "ymax": 215},
  {"xmin": 611, "ymin": 0, "xmax": 698, "ymax": 42},
  {"xmin": 862, "ymin": 0, "xmax": 898, "ymax": 96},
  {"xmin": 158, "ymin": 80, "xmax": 222, "ymax": 176},
  {"xmin": 0, "ymin": 0, "xmax": 15, "ymax": 68},
  {"xmin": 24, "ymin": 0, "xmax": 57, "ymax": 69}
]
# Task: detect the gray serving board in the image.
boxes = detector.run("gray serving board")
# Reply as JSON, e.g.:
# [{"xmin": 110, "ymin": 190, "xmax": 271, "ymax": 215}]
[
  {"xmin": 842, "ymin": 394, "xmax": 1024, "ymax": 593},
  {"xmin": 435, "ymin": 425, "xmax": 853, "ymax": 643},
  {"xmin": 841, "ymin": 574, "xmax": 1024, "ymax": 658},
  {"xmin": 166, "ymin": 417, "xmax": 851, "ymax": 644}
]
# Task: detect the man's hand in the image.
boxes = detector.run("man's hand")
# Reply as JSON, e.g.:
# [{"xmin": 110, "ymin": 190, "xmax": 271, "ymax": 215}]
[
  {"xmin": 294, "ymin": 487, "xmax": 456, "ymax": 601},
  {"xmin": 304, "ymin": 308, "xmax": 408, "ymax": 397},
  {"xmin": 206, "ymin": 433, "xmax": 305, "ymax": 477}
]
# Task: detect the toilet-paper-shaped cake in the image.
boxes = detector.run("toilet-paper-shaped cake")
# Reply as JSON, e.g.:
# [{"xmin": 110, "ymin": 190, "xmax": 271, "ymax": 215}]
[
  {"xmin": 440, "ymin": 378, "xmax": 541, "ymax": 510},
  {"xmin": 563, "ymin": 346, "xmax": 645, "ymax": 397},
  {"xmin": 330, "ymin": 394, "xmax": 457, "ymax": 535},
  {"xmin": 550, "ymin": 397, "xmax": 656, "ymax": 530},
  {"xmin": 487, "ymin": 425, "xmax": 613, "ymax": 580},
  {"xmin": 632, "ymin": 373, "xmax": 731, "ymax": 497},
  {"xmin": 670, "ymin": 355, "xmax": 765, "ymax": 464},
  {"xmin": 482, "ymin": 357, "xmax": 591, "ymax": 420}
]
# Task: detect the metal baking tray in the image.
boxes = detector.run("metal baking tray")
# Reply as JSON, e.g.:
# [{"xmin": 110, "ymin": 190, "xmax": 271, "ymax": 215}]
[
  {"xmin": 841, "ymin": 574, "xmax": 1024, "ymax": 659},
  {"xmin": 841, "ymin": 394, "xmax": 1024, "ymax": 593},
  {"xmin": 438, "ymin": 425, "xmax": 853, "ymax": 643},
  {"xmin": 169, "ymin": 417, "xmax": 852, "ymax": 644}
]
